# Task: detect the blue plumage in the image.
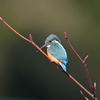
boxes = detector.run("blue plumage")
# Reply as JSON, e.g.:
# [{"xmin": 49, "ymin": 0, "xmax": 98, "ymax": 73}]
[{"xmin": 45, "ymin": 34, "xmax": 68, "ymax": 72}]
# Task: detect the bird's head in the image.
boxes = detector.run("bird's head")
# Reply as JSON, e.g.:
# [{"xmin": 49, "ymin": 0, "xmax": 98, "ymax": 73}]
[
  {"xmin": 40, "ymin": 34, "xmax": 61, "ymax": 49},
  {"xmin": 45, "ymin": 34, "xmax": 61, "ymax": 44},
  {"xmin": 36, "ymin": 34, "xmax": 61, "ymax": 53}
]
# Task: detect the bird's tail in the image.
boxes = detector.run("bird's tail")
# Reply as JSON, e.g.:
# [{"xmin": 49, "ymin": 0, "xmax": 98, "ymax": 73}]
[{"xmin": 59, "ymin": 63, "xmax": 67, "ymax": 72}]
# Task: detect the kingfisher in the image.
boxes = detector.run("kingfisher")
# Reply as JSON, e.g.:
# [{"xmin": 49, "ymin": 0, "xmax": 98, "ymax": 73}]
[{"xmin": 37, "ymin": 34, "xmax": 68, "ymax": 72}]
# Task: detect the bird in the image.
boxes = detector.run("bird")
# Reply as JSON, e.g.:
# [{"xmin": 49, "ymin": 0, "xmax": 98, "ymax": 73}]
[{"xmin": 37, "ymin": 34, "xmax": 68, "ymax": 72}]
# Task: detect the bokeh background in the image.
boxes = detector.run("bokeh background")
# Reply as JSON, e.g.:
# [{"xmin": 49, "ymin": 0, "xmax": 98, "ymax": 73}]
[{"xmin": 0, "ymin": 0, "xmax": 100, "ymax": 100}]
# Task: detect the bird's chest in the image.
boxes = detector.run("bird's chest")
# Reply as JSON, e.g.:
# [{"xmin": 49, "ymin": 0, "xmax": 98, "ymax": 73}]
[
  {"xmin": 47, "ymin": 42, "xmax": 61, "ymax": 63},
  {"xmin": 47, "ymin": 43, "xmax": 61, "ymax": 54},
  {"xmin": 47, "ymin": 51, "xmax": 59, "ymax": 64}
]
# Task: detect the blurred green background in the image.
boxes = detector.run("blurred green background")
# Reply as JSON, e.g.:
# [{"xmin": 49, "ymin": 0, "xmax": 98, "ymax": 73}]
[{"xmin": 0, "ymin": 0, "xmax": 100, "ymax": 100}]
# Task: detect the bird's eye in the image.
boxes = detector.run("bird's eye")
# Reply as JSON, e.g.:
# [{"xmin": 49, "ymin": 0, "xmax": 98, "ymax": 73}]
[{"xmin": 49, "ymin": 40, "xmax": 52, "ymax": 42}]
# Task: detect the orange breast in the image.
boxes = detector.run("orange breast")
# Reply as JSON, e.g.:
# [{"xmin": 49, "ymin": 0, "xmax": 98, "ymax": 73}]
[{"xmin": 47, "ymin": 50, "xmax": 60, "ymax": 64}]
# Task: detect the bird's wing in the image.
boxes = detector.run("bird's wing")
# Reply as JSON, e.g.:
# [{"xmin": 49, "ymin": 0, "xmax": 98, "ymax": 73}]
[{"xmin": 47, "ymin": 41, "xmax": 68, "ymax": 63}]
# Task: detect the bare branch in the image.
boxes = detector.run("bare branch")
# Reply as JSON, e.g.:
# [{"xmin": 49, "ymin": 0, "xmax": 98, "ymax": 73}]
[
  {"xmin": 64, "ymin": 32, "xmax": 93, "ymax": 91},
  {"xmin": 83, "ymin": 55, "xmax": 89, "ymax": 64},
  {"xmin": 0, "ymin": 17, "xmax": 49, "ymax": 60},
  {"xmin": 0, "ymin": 17, "xmax": 98, "ymax": 100},
  {"xmin": 94, "ymin": 82, "xmax": 96, "ymax": 91},
  {"xmin": 29, "ymin": 33, "xmax": 33, "ymax": 41},
  {"xmin": 80, "ymin": 90, "xmax": 89, "ymax": 100}
]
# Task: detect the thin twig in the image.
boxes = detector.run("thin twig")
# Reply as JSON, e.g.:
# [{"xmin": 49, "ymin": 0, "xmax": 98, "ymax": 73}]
[
  {"xmin": 93, "ymin": 82, "xmax": 97, "ymax": 96},
  {"xmin": 64, "ymin": 32, "xmax": 98, "ymax": 100},
  {"xmin": 63, "ymin": 71, "xmax": 94, "ymax": 99},
  {"xmin": 64, "ymin": 32, "xmax": 93, "ymax": 91},
  {"xmin": 0, "ymin": 17, "xmax": 49, "ymax": 60},
  {"xmin": 80, "ymin": 90, "xmax": 89, "ymax": 100},
  {"xmin": 0, "ymin": 17, "xmax": 98, "ymax": 100}
]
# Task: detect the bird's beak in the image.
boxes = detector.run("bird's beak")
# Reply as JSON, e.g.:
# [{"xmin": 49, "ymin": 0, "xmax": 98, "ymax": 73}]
[{"xmin": 36, "ymin": 44, "xmax": 46, "ymax": 53}]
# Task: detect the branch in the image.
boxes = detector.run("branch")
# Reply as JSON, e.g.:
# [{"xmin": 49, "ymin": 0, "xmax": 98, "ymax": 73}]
[
  {"xmin": 63, "ymin": 71, "xmax": 94, "ymax": 99},
  {"xmin": 64, "ymin": 32, "xmax": 98, "ymax": 100},
  {"xmin": 0, "ymin": 17, "xmax": 49, "ymax": 60},
  {"xmin": 64, "ymin": 32, "xmax": 93, "ymax": 91},
  {"xmin": 80, "ymin": 90, "xmax": 89, "ymax": 100},
  {"xmin": 0, "ymin": 17, "xmax": 98, "ymax": 100}
]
